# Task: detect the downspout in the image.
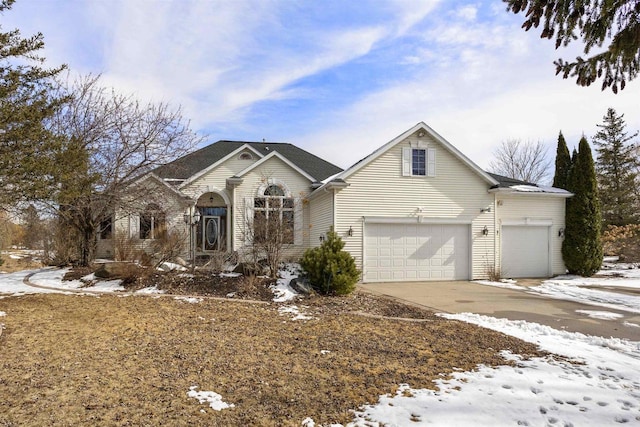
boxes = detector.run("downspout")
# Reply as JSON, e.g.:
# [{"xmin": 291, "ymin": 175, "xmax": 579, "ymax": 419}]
[
  {"xmin": 493, "ymin": 194, "xmax": 498, "ymax": 273},
  {"xmin": 332, "ymin": 188, "xmax": 337, "ymax": 232}
]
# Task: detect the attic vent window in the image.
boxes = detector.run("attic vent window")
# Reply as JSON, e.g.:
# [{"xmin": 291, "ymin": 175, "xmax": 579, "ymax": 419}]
[{"xmin": 239, "ymin": 152, "xmax": 253, "ymax": 160}]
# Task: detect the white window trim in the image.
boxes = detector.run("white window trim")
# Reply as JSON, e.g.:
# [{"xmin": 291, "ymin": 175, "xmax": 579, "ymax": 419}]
[
  {"xmin": 402, "ymin": 146, "xmax": 436, "ymax": 177},
  {"xmin": 245, "ymin": 182, "xmax": 302, "ymax": 245}
]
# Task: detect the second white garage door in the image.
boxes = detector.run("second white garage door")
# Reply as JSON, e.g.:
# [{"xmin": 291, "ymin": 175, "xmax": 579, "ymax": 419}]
[
  {"xmin": 502, "ymin": 225, "xmax": 550, "ymax": 278},
  {"xmin": 364, "ymin": 223, "xmax": 470, "ymax": 282}
]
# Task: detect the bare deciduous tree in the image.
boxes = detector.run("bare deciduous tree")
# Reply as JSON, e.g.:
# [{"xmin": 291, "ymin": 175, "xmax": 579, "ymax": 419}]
[
  {"xmin": 489, "ymin": 139, "xmax": 552, "ymax": 184},
  {"xmin": 45, "ymin": 74, "xmax": 204, "ymax": 266},
  {"xmin": 241, "ymin": 178, "xmax": 298, "ymax": 278}
]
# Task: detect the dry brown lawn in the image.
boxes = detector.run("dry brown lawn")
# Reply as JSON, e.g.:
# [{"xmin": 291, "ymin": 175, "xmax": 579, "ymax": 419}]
[
  {"xmin": 0, "ymin": 253, "xmax": 43, "ymax": 273},
  {"xmin": 0, "ymin": 285, "xmax": 543, "ymax": 426}
]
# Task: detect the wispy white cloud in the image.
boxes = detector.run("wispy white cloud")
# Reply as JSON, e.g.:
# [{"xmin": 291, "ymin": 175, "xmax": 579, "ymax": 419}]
[
  {"xmin": 3, "ymin": 0, "xmax": 639, "ymax": 174},
  {"xmin": 297, "ymin": 1, "xmax": 640, "ymax": 170}
]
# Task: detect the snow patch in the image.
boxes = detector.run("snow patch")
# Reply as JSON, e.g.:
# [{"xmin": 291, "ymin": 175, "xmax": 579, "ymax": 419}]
[
  {"xmin": 271, "ymin": 263, "xmax": 301, "ymax": 302},
  {"xmin": 187, "ymin": 386, "xmax": 234, "ymax": 411},
  {"xmin": 474, "ymin": 279, "xmax": 522, "ymax": 290},
  {"xmin": 531, "ymin": 280, "xmax": 640, "ymax": 313},
  {"xmin": 220, "ymin": 272, "xmax": 242, "ymax": 278},
  {"xmin": 81, "ymin": 273, "xmax": 96, "ymax": 281},
  {"xmin": 351, "ymin": 314, "xmax": 640, "ymax": 427},
  {"xmin": 157, "ymin": 262, "xmax": 187, "ymax": 272},
  {"xmin": 575, "ymin": 310, "xmax": 624, "ymax": 320},
  {"xmin": 174, "ymin": 296, "xmax": 202, "ymax": 304},
  {"xmin": 85, "ymin": 280, "xmax": 125, "ymax": 292},
  {"xmin": 136, "ymin": 287, "xmax": 165, "ymax": 295},
  {"xmin": 510, "ymin": 184, "xmax": 569, "ymax": 194},
  {"xmin": 278, "ymin": 305, "xmax": 313, "ymax": 321}
]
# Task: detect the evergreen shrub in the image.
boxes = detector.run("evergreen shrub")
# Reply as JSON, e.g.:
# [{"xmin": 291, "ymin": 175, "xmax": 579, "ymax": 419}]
[{"xmin": 300, "ymin": 229, "xmax": 360, "ymax": 295}]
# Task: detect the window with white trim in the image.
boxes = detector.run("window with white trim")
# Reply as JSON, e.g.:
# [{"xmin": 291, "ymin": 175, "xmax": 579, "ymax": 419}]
[
  {"xmin": 412, "ymin": 149, "xmax": 426, "ymax": 176},
  {"xmin": 139, "ymin": 203, "xmax": 166, "ymax": 239},
  {"xmin": 253, "ymin": 184, "xmax": 294, "ymax": 244},
  {"xmin": 403, "ymin": 146, "xmax": 436, "ymax": 177}
]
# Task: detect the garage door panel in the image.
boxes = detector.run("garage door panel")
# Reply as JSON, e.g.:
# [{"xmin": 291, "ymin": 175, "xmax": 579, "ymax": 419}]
[
  {"xmin": 364, "ymin": 223, "xmax": 469, "ymax": 282},
  {"xmin": 502, "ymin": 226, "xmax": 549, "ymax": 278}
]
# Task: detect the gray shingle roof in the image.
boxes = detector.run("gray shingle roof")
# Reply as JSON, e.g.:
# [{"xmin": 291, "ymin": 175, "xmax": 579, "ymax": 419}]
[
  {"xmin": 487, "ymin": 172, "xmax": 537, "ymax": 188},
  {"xmin": 153, "ymin": 140, "xmax": 343, "ymax": 182}
]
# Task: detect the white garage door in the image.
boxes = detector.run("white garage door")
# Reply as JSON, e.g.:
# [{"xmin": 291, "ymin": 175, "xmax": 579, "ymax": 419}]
[
  {"xmin": 364, "ymin": 223, "xmax": 470, "ymax": 282},
  {"xmin": 502, "ymin": 226, "xmax": 550, "ymax": 278}
]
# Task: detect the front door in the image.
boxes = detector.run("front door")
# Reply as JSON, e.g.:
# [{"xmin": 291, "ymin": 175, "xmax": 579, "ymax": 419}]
[
  {"xmin": 203, "ymin": 216, "xmax": 221, "ymax": 251},
  {"xmin": 196, "ymin": 207, "xmax": 227, "ymax": 252}
]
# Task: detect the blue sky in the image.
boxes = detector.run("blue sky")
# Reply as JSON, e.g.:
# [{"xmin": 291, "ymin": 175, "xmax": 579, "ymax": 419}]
[{"xmin": 4, "ymin": 0, "xmax": 639, "ymax": 173}]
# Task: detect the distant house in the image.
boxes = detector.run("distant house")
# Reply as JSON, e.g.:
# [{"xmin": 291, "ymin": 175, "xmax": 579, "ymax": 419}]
[{"xmin": 97, "ymin": 122, "xmax": 571, "ymax": 281}]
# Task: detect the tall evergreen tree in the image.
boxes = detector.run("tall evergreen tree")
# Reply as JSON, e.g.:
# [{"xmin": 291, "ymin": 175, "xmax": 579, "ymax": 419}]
[
  {"xmin": 562, "ymin": 137, "xmax": 603, "ymax": 276},
  {"xmin": 593, "ymin": 108, "xmax": 639, "ymax": 227},
  {"xmin": 552, "ymin": 131, "xmax": 571, "ymax": 189},
  {"xmin": 0, "ymin": 0, "xmax": 66, "ymax": 206}
]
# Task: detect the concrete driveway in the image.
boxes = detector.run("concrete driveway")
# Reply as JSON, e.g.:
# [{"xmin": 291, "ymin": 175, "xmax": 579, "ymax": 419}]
[{"xmin": 359, "ymin": 280, "xmax": 640, "ymax": 341}]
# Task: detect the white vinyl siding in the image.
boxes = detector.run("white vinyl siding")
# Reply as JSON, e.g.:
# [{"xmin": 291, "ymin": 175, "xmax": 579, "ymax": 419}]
[
  {"xmin": 496, "ymin": 195, "xmax": 566, "ymax": 276},
  {"xmin": 181, "ymin": 148, "xmax": 258, "ymax": 196},
  {"xmin": 97, "ymin": 177, "xmax": 191, "ymax": 259},
  {"xmin": 336, "ymin": 134, "xmax": 495, "ymax": 280},
  {"xmin": 309, "ymin": 190, "xmax": 334, "ymax": 244}
]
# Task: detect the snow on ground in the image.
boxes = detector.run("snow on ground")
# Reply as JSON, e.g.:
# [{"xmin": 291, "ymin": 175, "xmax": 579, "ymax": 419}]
[
  {"xmin": 85, "ymin": 279, "xmax": 125, "ymax": 292},
  {"xmin": 278, "ymin": 305, "xmax": 313, "ymax": 321},
  {"xmin": 575, "ymin": 310, "xmax": 624, "ymax": 320},
  {"xmin": 475, "ymin": 279, "xmax": 522, "ymax": 290},
  {"xmin": 348, "ymin": 314, "xmax": 640, "ymax": 427},
  {"xmin": 174, "ymin": 296, "xmax": 202, "ymax": 304},
  {"xmin": 30, "ymin": 269, "xmax": 125, "ymax": 293},
  {"xmin": 136, "ymin": 286, "xmax": 166, "ymax": 295},
  {"xmin": 4, "ymin": 263, "xmax": 640, "ymax": 425},
  {"xmin": 157, "ymin": 262, "xmax": 187, "ymax": 272},
  {"xmin": 220, "ymin": 272, "xmax": 242, "ymax": 278},
  {"xmin": 187, "ymin": 386, "xmax": 234, "ymax": 411},
  {"xmin": 477, "ymin": 265, "xmax": 640, "ymax": 314},
  {"xmin": 531, "ymin": 279, "xmax": 640, "ymax": 314},
  {"xmin": 0, "ymin": 268, "xmax": 68, "ymax": 296},
  {"xmin": 29, "ymin": 268, "xmax": 82, "ymax": 290},
  {"xmin": 271, "ymin": 263, "xmax": 301, "ymax": 302},
  {"xmin": 0, "ymin": 268, "xmax": 164, "ymax": 296}
]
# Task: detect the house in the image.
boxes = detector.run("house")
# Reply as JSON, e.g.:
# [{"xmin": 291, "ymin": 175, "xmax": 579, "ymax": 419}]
[{"xmin": 97, "ymin": 122, "xmax": 571, "ymax": 281}]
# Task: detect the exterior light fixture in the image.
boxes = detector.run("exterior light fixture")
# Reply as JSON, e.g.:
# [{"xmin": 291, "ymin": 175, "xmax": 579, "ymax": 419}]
[
  {"xmin": 482, "ymin": 226, "xmax": 489, "ymax": 236},
  {"xmin": 348, "ymin": 226, "xmax": 353, "ymax": 237},
  {"xmin": 558, "ymin": 227, "xmax": 565, "ymax": 238},
  {"xmin": 319, "ymin": 234, "xmax": 325, "ymax": 242}
]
